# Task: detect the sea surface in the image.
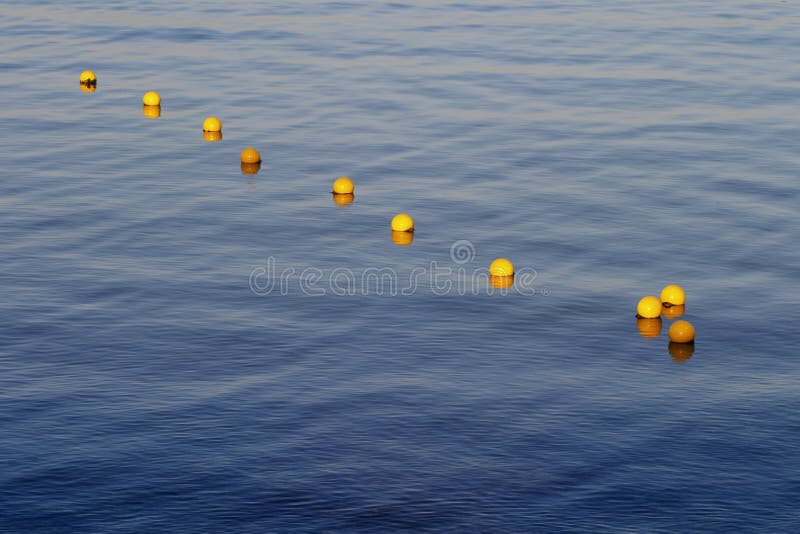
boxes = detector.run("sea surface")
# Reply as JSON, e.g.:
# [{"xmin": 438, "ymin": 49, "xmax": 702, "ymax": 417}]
[{"xmin": 1, "ymin": 1, "xmax": 799, "ymax": 531}]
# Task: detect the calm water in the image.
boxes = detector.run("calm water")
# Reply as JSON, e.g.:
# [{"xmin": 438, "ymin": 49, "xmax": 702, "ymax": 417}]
[{"xmin": 2, "ymin": 1, "xmax": 800, "ymax": 531}]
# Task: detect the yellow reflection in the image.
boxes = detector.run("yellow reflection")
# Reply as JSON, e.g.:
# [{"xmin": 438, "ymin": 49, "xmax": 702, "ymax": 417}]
[
  {"xmin": 391, "ymin": 230, "xmax": 413, "ymax": 247},
  {"xmin": 490, "ymin": 275, "xmax": 514, "ymax": 289},
  {"xmin": 668, "ymin": 341, "xmax": 695, "ymax": 363},
  {"xmin": 332, "ymin": 193, "xmax": 354, "ymax": 206},
  {"xmin": 80, "ymin": 83, "xmax": 96, "ymax": 93},
  {"xmin": 662, "ymin": 304, "xmax": 685, "ymax": 320},
  {"xmin": 203, "ymin": 131, "xmax": 222, "ymax": 142},
  {"xmin": 637, "ymin": 317, "xmax": 662, "ymax": 338},
  {"xmin": 142, "ymin": 105, "xmax": 161, "ymax": 119},
  {"xmin": 241, "ymin": 162, "xmax": 261, "ymax": 175}
]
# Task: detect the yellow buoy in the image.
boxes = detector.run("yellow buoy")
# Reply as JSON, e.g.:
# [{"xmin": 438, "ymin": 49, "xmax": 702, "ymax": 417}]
[
  {"xmin": 79, "ymin": 70, "xmax": 96, "ymax": 85},
  {"xmin": 142, "ymin": 91, "xmax": 161, "ymax": 106},
  {"xmin": 80, "ymin": 83, "xmax": 96, "ymax": 93},
  {"xmin": 391, "ymin": 213, "xmax": 414, "ymax": 232},
  {"xmin": 391, "ymin": 230, "xmax": 413, "ymax": 246},
  {"xmin": 202, "ymin": 116, "xmax": 222, "ymax": 132},
  {"xmin": 668, "ymin": 320, "xmax": 695, "ymax": 343},
  {"xmin": 240, "ymin": 147, "xmax": 261, "ymax": 163},
  {"xmin": 489, "ymin": 258, "xmax": 514, "ymax": 277},
  {"xmin": 333, "ymin": 193, "xmax": 354, "ymax": 206},
  {"xmin": 332, "ymin": 176, "xmax": 354, "ymax": 194},
  {"xmin": 660, "ymin": 284, "xmax": 686, "ymax": 306},
  {"xmin": 241, "ymin": 162, "xmax": 261, "ymax": 175},
  {"xmin": 662, "ymin": 304, "xmax": 685, "ymax": 320},
  {"xmin": 636, "ymin": 296, "xmax": 662, "ymax": 319},
  {"xmin": 203, "ymin": 131, "xmax": 222, "ymax": 143},
  {"xmin": 637, "ymin": 317, "xmax": 662, "ymax": 338},
  {"xmin": 142, "ymin": 105, "xmax": 161, "ymax": 119}
]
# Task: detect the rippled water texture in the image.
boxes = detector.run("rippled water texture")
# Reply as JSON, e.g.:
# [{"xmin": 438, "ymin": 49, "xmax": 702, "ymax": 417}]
[{"xmin": 1, "ymin": 1, "xmax": 799, "ymax": 531}]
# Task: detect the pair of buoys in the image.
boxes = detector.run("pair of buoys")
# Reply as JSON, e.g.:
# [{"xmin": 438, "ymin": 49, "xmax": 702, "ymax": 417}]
[{"xmin": 330, "ymin": 177, "xmax": 416, "ymax": 233}]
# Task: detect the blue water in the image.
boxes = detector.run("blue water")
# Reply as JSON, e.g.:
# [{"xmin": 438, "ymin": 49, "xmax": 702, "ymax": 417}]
[{"xmin": 2, "ymin": 1, "xmax": 800, "ymax": 531}]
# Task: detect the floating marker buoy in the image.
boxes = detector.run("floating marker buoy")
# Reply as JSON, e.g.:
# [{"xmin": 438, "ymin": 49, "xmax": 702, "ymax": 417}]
[
  {"xmin": 142, "ymin": 91, "xmax": 161, "ymax": 106},
  {"xmin": 660, "ymin": 284, "xmax": 686, "ymax": 306},
  {"xmin": 636, "ymin": 296, "xmax": 662, "ymax": 319},
  {"xmin": 332, "ymin": 177, "xmax": 354, "ymax": 195},
  {"xmin": 79, "ymin": 70, "xmax": 96, "ymax": 85},
  {"xmin": 489, "ymin": 258, "xmax": 514, "ymax": 277},
  {"xmin": 391, "ymin": 213, "xmax": 414, "ymax": 232},
  {"xmin": 202, "ymin": 117, "xmax": 222, "ymax": 132},
  {"xmin": 240, "ymin": 147, "xmax": 261, "ymax": 163},
  {"xmin": 668, "ymin": 320, "xmax": 695, "ymax": 343}
]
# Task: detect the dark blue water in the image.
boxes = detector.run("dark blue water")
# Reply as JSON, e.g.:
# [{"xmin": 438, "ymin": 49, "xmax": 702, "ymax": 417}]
[{"xmin": 2, "ymin": 1, "xmax": 799, "ymax": 531}]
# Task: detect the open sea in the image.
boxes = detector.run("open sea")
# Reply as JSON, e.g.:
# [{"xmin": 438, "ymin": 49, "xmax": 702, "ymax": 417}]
[{"xmin": 1, "ymin": 1, "xmax": 799, "ymax": 531}]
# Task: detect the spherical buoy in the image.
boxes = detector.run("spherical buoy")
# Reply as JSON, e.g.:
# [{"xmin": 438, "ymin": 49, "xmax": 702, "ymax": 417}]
[
  {"xmin": 240, "ymin": 147, "xmax": 261, "ymax": 163},
  {"xmin": 636, "ymin": 296, "xmax": 662, "ymax": 319},
  {"xmin": 79, "ymin": 70, "xmax": 96, "ymax": 85},
  {"xmin": 391, "ymin": 230, "xmax": 413, "ymax": 246},
  {"xmin": 668, "ymin": 320, "xmax": 695, "ymax": 343},
  {"xmin": 391, "ymin": 213, "xmax": 414, "ymax": 232},
  {"xmin": 637, "ymin": 317, "xmax": 662, "ymax": 338},
  {"xmin": 142, "ymin": 105, "xmax": 161, "ymax": 119},
  {"xmin": 332, "ymin": 176, "xmax": 354, "ymax": 195},
  {"xmin": 660, "ymin": 284, "xmax": 686, "ymax": 306},
  {"xmin": 142, "ymin": 91, "xmax": 161, "ymax": 106},
  {"xmin": 202, "ymin": 117, "xmax": 222, "ymax": 132},
  {"xmin": 489, "ymin": 258, "xmax": 514, "ymax": 277}
]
